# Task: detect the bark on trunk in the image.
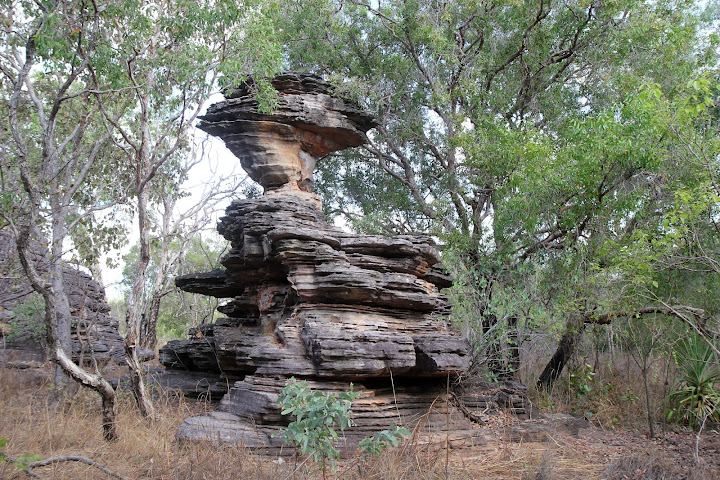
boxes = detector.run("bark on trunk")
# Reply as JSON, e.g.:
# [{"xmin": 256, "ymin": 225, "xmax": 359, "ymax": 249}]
[
  {"xmin": 141, "ymin": 292, "xmax": 161, "ymax": 351},
  {"xmin": 50, "ymin": 196, "xmax": 76, "ymax": 397},
  {"xmin": 123, "ymin": 238, "xmax": 155, "ymax": 417},
  {"xmin": 15, "ymin": 231, "xmax": 118, "ymax": 441},
  {"xmin": 482, "ymin": 310, "xmax": 505, "ymax": 375},
  {"xmin": 124, "ymin": 338, "xmax": 154, "ymax": 417},
  {"xmin": 507, "ymin": 315, "xmax": 520, "ymax": 379},
  {"xmin": 642, "ymin": 366, "xmax": 655, "ymax": 438},
  {"xmin": 537, "ymin": 319, "xmax": 586, "ymax": 390},
  {"xmin": 101, "ymin": 387, "xmax": 118, "ymax": 442},
  {"xmin": 123, "ymin": 102, "xmax": 156, "ymax": 418},
  {"xmin": 140, "ymin": 194, "xmax": 175, "ymax": 351},
  {"xmin": 51, "ymin": 263, "xmax": 74, "ymax": 395}
]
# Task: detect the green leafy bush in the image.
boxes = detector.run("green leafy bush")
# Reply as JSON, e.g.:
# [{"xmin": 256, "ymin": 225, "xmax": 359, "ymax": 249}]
[
  {"xmin": 667, "ymin": 335, "xmax": 720, "ymax": 429},
  {"xmin": 276, "ymin": 378, "xmax": 412, "ymax": 476},
  {"xmin": 358, "ymin": 424, "xmax": 411, "ymax": 456},
  {"xmin": 568, "ymin": 363, "xmax": 596, "ymax": 397},
  {"xmin": 277, "ymin": 378, "xmax": 359, "ymax": 474},
  {"xmin": 0, "ymin": 438, "xmax": 42, "ymax": 472},
  {"xmin": 6, "ymin": 294, "xmax": 45, "ymax": 343}
]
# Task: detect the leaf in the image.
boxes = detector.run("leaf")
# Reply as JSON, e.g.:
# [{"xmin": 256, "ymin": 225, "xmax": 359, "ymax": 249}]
[{"xmin": 17, "ymin": 453, "xmax": 42, "ymax": 468}]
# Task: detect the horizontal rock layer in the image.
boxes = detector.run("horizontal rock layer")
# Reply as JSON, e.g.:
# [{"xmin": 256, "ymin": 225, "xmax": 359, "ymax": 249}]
[
  {"xmin": 177, "ymin": 375, "xmax": 475, "ymax": 453},
  {"xmin": 160, "ymin": 72, "xmax": 473, "ymax": 450},
  {"xmin": 163, "ymin": 194, "xmax": 469, "ymax": 380},
  {"xmin": 0, "ymin": 231, "xmax": 125, "ymax": 364},
  {"xmin": 197, "ymin": 73, "xmax": 376, "ymax": 194},
  {"xmin": 160, "ymin": 193, "xmax": 472, "ymax": 449}
]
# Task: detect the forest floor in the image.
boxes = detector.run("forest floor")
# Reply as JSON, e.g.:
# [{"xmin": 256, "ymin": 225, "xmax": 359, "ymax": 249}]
[{"xmin": 0, "ymin": 363, "xmax": 718, "ymax": 480}]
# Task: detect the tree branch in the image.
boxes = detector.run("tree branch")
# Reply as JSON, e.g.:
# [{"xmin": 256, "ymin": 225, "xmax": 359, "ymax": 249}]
[{"xmin": 13, "ymin": 454, "xmax": 130, "ymax": 480}]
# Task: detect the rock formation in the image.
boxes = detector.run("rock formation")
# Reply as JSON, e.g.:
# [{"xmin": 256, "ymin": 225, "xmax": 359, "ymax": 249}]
[
  {"xmin": 0, "ymin": 231, "xmax": 125, "ymax": 365},
  {"xmin": 159, "ymin": 73, "xmax": 475, "ymax": 450}
]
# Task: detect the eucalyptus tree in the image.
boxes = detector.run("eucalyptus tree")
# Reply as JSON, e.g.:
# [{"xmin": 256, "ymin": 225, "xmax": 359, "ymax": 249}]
[
  {"xmin": 0, "ymin": 0, "xmax": 132, "ymax": 440},
  {"xmin": 609, "ymin": 76, "xmax": 720, "ymax": 355},
  {"xmin": 269, "ymin": 0, "xmax": 716, "ymax": 380},
  {"xmin": 0, "ymin": 0, "xmax": 281, "ymax": 436},
  {"xmin": 120, "ymin": 230, "xmax": 230, "ymax": 344},
  {"xmin": 82, "ymin": 0, "xmax": 282, "ymax": 417},
  {"xmin": 132, "ymin": 141, "xmax": 244, "ymax": 351}
]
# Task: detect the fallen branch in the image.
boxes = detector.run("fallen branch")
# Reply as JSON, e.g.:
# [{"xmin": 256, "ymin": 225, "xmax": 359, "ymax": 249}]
[
  {"xmin": 8, "ymin": 454, "xmax": 129, "ymax": 480},
  {"xmin": 450, "ymin": 392, "xmax": 490, "ymax": 424},
  {"xmin": 582, "ymin": 302, "xmax": 720, "ymax": 358}
]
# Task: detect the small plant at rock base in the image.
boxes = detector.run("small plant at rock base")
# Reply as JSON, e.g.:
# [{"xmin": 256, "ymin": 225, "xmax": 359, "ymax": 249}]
[
  {"xmin": 0, "ymin": 438, "xmax": 7, "ymax": 465},
  {"xmin": 358, "ymin": 424, "xmax": 411, "ymax": 456},
  {"xmin": 276, "ymin": 377, "xmax": 359, "ymax": 477},
  {"xmin": 568, "ymin": 363, "xmax": 596, "ymax": 397}
]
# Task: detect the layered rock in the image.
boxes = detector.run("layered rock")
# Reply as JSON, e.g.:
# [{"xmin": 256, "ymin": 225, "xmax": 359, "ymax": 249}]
[
  {"xmin": 159, "ymin": 72, "xmax": 474, "ymax": 449},
  {"xmin": 198, "ymin": 73, "xmax": 376, "ymax": 197},
  {"xmin": 0, "ymin": 231, "xmax": 125, "ymax": 364}
]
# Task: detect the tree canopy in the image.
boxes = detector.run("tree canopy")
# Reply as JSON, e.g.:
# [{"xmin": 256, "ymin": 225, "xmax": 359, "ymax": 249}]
[{"xmin": 265, "ymin": 0, "xmax": 720, "ymax": 379}]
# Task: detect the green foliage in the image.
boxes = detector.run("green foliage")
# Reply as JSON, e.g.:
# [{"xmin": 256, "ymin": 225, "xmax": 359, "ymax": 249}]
[
  {"xmin": 358, "ymin": 424, "xmax": 410, "ymax": 456},
  {"xmin": 568, "ymin": 364, "xmax": 597, "ymax": 398},
  {"xmin": 667, "ymin": 335, "xmax": 720, "ymax": 429},
  {"xmin": 276, "ymin": 378, "xmax": 359, "ymax": 473},
  {"xmin": 269, "ymin": 0, "xmax": 720, "ymax": 382},
  {"xmin": 6, "ymin": 293, "xmax": 45, "ymax": 344},
  {"xmin": 9, "ymin": 453, "xmax": 42, "ymax": 472},
  {"xmin": 0, "ymin": 438, "xmax": 42, "ymax": 472}
]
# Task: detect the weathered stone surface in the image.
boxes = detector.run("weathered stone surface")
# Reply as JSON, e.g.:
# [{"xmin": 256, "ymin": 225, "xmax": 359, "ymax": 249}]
[
  {"xmin": 159, "ymin": 337, "xmax": 222, "ymax": 372},
  {"xmin": 175, "ymin": 269, "xmax": 235, "ymax": 297},
  {"xmin": 198, "ymin": 73, "xmax": 376, "ymax": 195},
  {"xmin": 159, "ymin": 72, "xmax": 475, "ymax": 450},
  {"xmin": 175, "ymin": 194, "xmax": 453, "ymax": 314},
  {"xmin": 0, "ymin": 231, "xmax": 125, "ymax": 364},
  {"xmin": 454, "ymin": 379, "xmax": 534, "ymax": 420},
  {"xmin": 151, "ymin": 369, "xmax": 235, "ymax": 402},
  {"xmin": 183, "ymin": 375, "xmax": 475, "ymax": 453}
]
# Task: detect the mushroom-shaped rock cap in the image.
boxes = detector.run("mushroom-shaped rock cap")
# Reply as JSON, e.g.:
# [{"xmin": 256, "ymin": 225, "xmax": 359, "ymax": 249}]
[{"xmin": 197, "ymin": 72, "xmax": 377, "ymax": 195}]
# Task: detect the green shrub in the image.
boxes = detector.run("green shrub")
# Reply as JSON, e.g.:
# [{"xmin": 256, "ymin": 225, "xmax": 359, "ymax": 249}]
[
  {"xmin": 6, "ymin": 294, "xmax": 45, "ymax": 343},
  {"xmin": 667, "ymin": 335, "xmax": 720, "ymax": 429},
  {"xmin": 0, "ymin": 438, "xmax": 42, "ymax": 472},
  {"xmin": 358, "ymin": 424, "xmax": 410, "ymax": 456},
  {"xmin": 276, "ymin": 378, "xmax": 411, "ymax": 476},
  {"xmin": 277, "ymin": 378, "xmax": 359, "ymax": 475}
]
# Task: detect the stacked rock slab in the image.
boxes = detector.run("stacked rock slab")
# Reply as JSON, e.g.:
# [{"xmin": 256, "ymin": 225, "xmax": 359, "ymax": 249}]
[
  {"xmin": 0, "ymin": 230, "xmax": 125, "ymax": 365},
  {"xmin": 159, "ymin": 73, "xmax": 472, "ymax": 450}
]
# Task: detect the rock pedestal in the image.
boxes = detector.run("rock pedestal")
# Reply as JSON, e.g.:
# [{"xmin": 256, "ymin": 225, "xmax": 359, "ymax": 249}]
[{"xmin": 159, "ymin": 73, "xmax": 474, "ymax": 450}]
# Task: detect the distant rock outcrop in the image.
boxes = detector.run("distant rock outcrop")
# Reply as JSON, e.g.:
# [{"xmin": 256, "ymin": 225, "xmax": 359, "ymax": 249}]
[
  {"xmin": 0, "ymin": 231, "xmax": 125, "ymax": 365},
  {"xmin": 159, "ymin": 73, "xmax": 476, "ymax": 450}
]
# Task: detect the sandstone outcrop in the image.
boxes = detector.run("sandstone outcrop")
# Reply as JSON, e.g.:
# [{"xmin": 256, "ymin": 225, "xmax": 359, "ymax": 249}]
[
  {"xmin": 199, "ymin": 74, "xmax": 376, "ymax": 196},
  {"xmin": 0, "ymin": 231, "xmax": 125, "ymax": 365},
  {"xmin": 159, "ymin": 73, "xmax": 476, "ymax": 450}
]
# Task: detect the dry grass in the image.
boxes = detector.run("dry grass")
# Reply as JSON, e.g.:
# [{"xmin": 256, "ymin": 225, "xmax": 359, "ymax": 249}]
[
  {"xmin": 3, "ymin": 363, "xmax": 713, "ymax": 480},
  {"xmin": 599, "ymin": 450, "xmax": 718, "ymax": 480},
  {"xmin": 525, "ymin": 353, "xmax": 678, "ymax": 434},
  {"xmin": 0, "ymin": 364, "xmax": 568, "ymax": 480}
]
